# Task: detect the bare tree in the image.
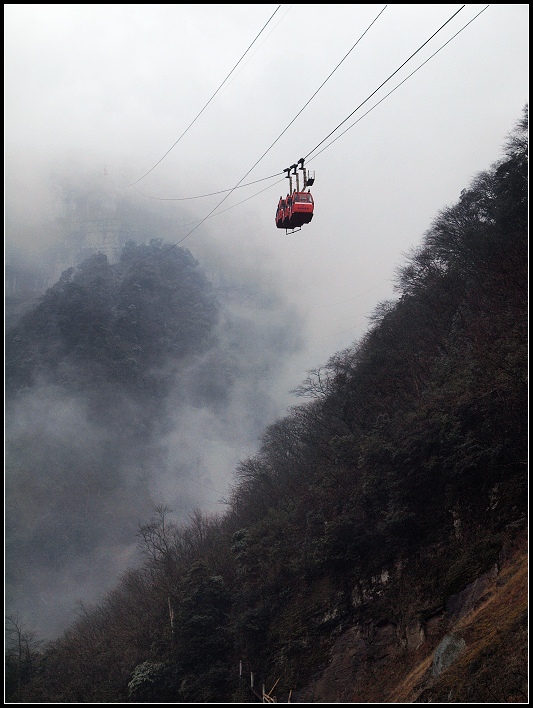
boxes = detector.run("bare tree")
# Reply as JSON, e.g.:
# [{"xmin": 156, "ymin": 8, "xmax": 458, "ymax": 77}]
[{"xmin": 5, "ymin": 613, "xmax": 43, "ymax": 700}]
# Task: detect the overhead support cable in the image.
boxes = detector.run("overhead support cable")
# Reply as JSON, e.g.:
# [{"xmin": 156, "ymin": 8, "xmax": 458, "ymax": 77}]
[
  {"xmin": 170, "ymin": 6, "xmax": 389, "ymax": 243},
  {"xmin": 303, "ymin": 5, "xmax": 467, "ymax": 162},
  {"xmin": 151, "ymin": 5, "xmax": 488, "ymax": 231},
  {"xmin": 135, "ymin": 4, "xmax": 387, "ymax": 204},
  {"xmin": 130, "ymin": 171, "xmax": 283, "ymax": 201},
  {"xmin": 127, "ymin": 5, "xmax": 282, "ymax": 187},
  {"xmin": 171, "ymin": 4, "xmax": 488, "ymax": 226},
  {"xmin": 308, "ymin": 6, "xmax": 490, "ymax": 163}
]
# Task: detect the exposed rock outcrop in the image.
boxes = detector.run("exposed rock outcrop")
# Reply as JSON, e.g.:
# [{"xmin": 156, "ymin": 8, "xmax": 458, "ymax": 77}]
[{"xmin": 295, "ymin": 525, "xmax": 527, "ymax": 703}]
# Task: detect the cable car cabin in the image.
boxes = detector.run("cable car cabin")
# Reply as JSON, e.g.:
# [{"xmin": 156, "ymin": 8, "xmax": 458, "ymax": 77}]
[
  {"xmin": 285, "ymin": 190, "xmax": 314, "ymax": 229},
  {"xmin": 276, "ymin": 191, "xmax": 314, "ymax": 230},
  {"xmin": 275, "ymin": 197, "xmax": 287, "ymax": 229}
]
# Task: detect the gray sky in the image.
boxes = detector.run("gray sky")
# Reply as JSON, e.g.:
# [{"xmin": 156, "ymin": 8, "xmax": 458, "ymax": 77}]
[
  {"xmin": 4, "ymin": 3, "xmax": 529, "ymax": 639},
  {"xmin": 5, "ymin": 3, "xmax": 528, "ymax": 365}
]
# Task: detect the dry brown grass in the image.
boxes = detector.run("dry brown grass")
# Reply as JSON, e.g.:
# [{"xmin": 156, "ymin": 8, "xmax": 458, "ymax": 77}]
[{"xmin": 386, "ymin": 533, "xmax": 528, "ymax": 703}]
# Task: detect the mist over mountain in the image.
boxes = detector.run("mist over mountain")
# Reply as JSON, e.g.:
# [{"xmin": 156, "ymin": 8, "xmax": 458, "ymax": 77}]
[{"xmin": 5, "ymin": 187, "xmax": 306, "ymax": 640}]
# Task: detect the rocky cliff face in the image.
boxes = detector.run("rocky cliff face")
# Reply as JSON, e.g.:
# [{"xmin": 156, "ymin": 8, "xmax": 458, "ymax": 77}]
[{"xmin": 293, "ymin": 522, "xmax": 527, "ymax": 703}]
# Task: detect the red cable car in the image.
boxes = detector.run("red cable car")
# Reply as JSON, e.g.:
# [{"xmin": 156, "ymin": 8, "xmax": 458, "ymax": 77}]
[
  {"xmin": 275, "ymin": 159, "xmax": 315, "ymax": 232},
  {"xmin": 286, "ymin": 190, "xmax": 314, "ymax": 228},
  {"xmin": 275, "ymin": 196, "xmax": 287, "ymax": 229}
]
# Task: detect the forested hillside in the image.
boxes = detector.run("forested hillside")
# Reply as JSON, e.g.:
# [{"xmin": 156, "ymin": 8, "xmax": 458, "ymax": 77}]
[
  {"xmin": 6, "ymin": 239, "xmax": 219, "ymax": 401},
  {"xmin": 5, "ymin": 108, "xmax": 527, "ymax": 703}
]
